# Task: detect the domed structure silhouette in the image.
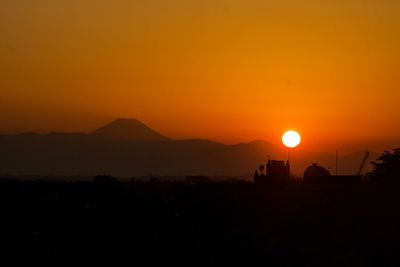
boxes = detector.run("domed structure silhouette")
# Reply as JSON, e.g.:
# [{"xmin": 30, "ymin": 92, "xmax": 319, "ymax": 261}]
[
  {"xmin": 304, "ymin": 163, "xmax": 330, "ymax": 177},
  {"xmin": 303, "ymin": 163, "xmax": 331, "ymax": 184}
]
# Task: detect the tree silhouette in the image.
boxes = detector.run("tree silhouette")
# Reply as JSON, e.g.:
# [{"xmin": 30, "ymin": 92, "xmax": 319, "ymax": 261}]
[{"xmin": 369, "ymin": 148, "xmax": 400, "ymax": 183}]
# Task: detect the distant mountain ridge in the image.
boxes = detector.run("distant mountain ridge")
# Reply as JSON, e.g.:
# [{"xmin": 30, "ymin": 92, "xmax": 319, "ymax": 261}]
[{"xmin": 0, "ymin": 118, "xmax": 379, "ymax": 178}]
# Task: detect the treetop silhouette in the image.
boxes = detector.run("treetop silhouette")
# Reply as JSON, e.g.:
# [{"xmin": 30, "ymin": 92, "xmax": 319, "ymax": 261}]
[{"xmin": 369, "ymin": 148, "xmax": 400, "ymax": 183}]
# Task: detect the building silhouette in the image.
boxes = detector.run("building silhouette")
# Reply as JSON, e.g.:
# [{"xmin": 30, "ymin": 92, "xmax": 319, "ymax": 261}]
[
  {"xmin": 304, "ymin": 163, "xmax": 331, "ymax": 183},
  {"xmin": 254, "ymin": 160, "xmax": 290, "ymax": 186},
  {"xmin": 303, "ymin": 163, "xmax": 362, "ymax": 184}
]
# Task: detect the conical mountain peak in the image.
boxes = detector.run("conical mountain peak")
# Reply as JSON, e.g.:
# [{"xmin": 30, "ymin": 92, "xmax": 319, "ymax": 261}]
[{"xmin": 91, "ymin": 118, "xmax": 169, "ymax": 141}]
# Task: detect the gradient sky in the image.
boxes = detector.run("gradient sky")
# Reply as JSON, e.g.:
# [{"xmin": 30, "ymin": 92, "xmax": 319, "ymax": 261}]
[{"xmin": 1, "ymin": 0, "xmax": 399, "ymax": 152}]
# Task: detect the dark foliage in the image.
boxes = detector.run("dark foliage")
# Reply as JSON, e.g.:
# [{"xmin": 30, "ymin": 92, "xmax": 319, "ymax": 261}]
[{"xmin": 369, "ymin": 148, "xmax": 400, "ymax": 183}]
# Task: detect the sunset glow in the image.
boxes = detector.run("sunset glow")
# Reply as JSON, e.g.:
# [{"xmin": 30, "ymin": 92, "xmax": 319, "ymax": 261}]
[
  {"xmin": 1, "ymin": 1, "xmax": 400, "ymax": 152},
  {"xmin": 282, "ymin": 131, "xmax": 301, "ymax": 148}
]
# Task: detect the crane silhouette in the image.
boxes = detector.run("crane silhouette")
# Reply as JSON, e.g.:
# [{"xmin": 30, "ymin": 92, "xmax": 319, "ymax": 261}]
[{"xmin": 357, "ymin": 152, "xmax": 370, "ymax": 176}]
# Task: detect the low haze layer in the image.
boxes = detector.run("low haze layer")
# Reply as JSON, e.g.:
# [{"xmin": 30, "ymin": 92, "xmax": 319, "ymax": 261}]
[{"xmin": 0, "ymin": 118, "xmax": 379, "ymax": 177}]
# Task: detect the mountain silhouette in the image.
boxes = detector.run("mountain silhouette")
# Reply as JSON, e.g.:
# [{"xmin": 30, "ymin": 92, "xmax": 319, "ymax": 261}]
[
  {"xmin": 0, "ymin": 118, "xmax": 378, "ymax": 178},
  {"xmin": 91, "ymin": 118, "xmax": 169, "ymax": 142}
]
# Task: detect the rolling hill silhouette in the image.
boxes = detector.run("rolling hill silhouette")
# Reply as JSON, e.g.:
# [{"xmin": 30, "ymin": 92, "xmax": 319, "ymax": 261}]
[{"xmin": 0, "ymin": 119, "xmax": 378, "ymax": 178}]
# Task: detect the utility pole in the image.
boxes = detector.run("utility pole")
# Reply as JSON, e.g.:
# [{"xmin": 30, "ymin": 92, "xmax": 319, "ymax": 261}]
[{"xmin": 336, "ymin": 150, "xmax": 338, "ymax": 176}]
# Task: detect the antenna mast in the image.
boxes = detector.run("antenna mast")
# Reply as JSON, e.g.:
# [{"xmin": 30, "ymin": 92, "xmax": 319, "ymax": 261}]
[{"xmin": 336, "ymin": 150, "xmax": 338, "ymax": 176}]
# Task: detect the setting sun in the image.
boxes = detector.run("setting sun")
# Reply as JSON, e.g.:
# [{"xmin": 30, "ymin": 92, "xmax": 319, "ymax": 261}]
[{"xmin": 282, "ymin": 131, "xmax": 301, "ymax": 148}]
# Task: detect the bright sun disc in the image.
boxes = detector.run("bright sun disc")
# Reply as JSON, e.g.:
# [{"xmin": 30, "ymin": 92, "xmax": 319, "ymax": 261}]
[{"xmin": 282, "ymin": 131, "xmax": 301, "ymax": 148}]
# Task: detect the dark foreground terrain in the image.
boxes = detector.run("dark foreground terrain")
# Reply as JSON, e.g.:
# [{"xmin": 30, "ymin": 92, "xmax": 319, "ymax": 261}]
[{"xmin": 1, "ymin": 179, "xmax": 399, "ymax": 266}]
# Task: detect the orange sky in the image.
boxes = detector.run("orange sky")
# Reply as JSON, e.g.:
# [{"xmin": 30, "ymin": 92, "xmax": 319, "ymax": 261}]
[{"xmin": 1, "ymin": 0, "xmax": 399, "ymax": 152}]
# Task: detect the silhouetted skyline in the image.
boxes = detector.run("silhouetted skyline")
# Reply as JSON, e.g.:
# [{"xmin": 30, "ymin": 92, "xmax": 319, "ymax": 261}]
[{"xmin": 1, "ymin": 2, "xmax": 400, "ymax": 266}]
